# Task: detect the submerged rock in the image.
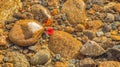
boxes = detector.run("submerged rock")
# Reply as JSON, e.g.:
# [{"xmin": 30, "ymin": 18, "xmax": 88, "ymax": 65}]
[
  {"xmin": 79, "ymin": 58, "xmax": 96, "ymax": 67},
  {"xmin": 30, "ymin": 49, "xmax": 51, "ymax": 65},
  {"xmin": 0, "ymin": 0, "xmax": 21, "ymax": 24},
  {"xmin": 0, "ymin": 34, "xmax": 7, "ymax": 46},
  {"xmin": 114, "ymin": 3, "xmax": 120, "ymax": 13},
  {"xmin": 31, "ymin": 4, "xmax": 52, "ymax": 23},
  {"xmin": 55, "ymin": 62, "xmax": 68, "ymax": 67},
  {"xmin": 106, "ymin": 48, "xmax": 120, "ymax": 61},
  {"xmin": 98, "ymin": 61, "xmax": 120, "ymax": 67},
  {"xmin": 9, "ymin": 19, "xmax": 44, "ymax": 46},
  {"xmin": 80, "ymin": 40, "xmax": 105, "ymax": 56},
  {"xmin": 6, "ymin": 51, "xmax": 30, "ymax": 67},
  {"xmin": 49, "ymin": 31, "xmax": 83, "ymax": 59},
  {"xmin": 62, "ymin": 0, "xmax": 87, "ymax": 24},
  {"xmin": 83, "ymin": 30, "xmax": 96, "ymax": 40}
]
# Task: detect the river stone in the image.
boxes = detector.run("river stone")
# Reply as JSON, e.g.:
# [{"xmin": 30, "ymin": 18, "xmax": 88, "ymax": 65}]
[
  {"xmin": 31, "ymin": 4, "xmax": 52, "ymax": 23},
  {"xmin": 98, "ymin": 61, "xmax": 120, "ymax": 67},
  {"xmin": 7, "ymin": 51, "xmax": 30, "ymax": 67},
  {"xmin": 0, "ymin": 0, "xmax": 21, "ymax": 24},
  {"xmin": 9, "ymin": 19, "xmax": 44, "ymax": 46},
  {"xmin": 61, "ymin": 0, "xmax": 87, "ymax": 24},
  {"xmin": 49, "ymin": 31, "xmax": 83, "ymax": 59},
  {"xmin": 30, "ymin": 49, "xmax": 51, "ymax": 65},
  {"xmin": 80, "ymin": 40, "xmax": 105, "ymax": 56},
  {"xmin": 83, "ymin": 30, "xmax": 96, "ymax": 40},
  {"xmin": 79, "ymin": 58, "xmax": 96, "ymax": 67},
  {"xmin": 106, "ymin": 48, "xmax": 120, "ymax": 61}
]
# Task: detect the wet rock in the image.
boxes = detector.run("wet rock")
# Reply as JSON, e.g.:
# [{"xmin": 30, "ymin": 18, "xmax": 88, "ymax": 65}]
[
  {"xmin": 65, "ymin": 26, "xmax": 74, "ymax": 33},
  {"xmin": 96, "ymin": 30, "xmax": 104, "ymax": 37},
  {"xmin": 83, "ymin": 30, "xmax": 96, "ymax": 40},
  {"xmin": 102, "ymin": 23, "xmax": 111, "ymax": 33},
  {"xmin": 51, "ymin": 9, "xmax": 58, "ymax": 16},
  {"xmin": 79, "ymin": 58, "xmax": 96, "ymax": 67},
  {"xmin": 110, "ymin": 30, "xmax": 120, "ymax": 41},
  {"xmin": 49, "ymin": 31, "xmax": 83, "ymax": 59},
  {"xmin": 93, "ymin": 36, "xmax": 108, "ymax": 43},
  {"xmin": 114, "ymin": 3, "xmax": 120, "ymax": 13},
  {"xmin": 92, "ymin": 0, "xmax": 104, "ymax": 5},
  {"xmin": 14, "ymin": 12, "xmax": 34, "ymax": 19},
  {"xmin": 48, "ymin": 0, "xmax": 59, "ymax": 7},
  {"xmin": 111, "ymin": 35, "xmax": 120, "ymax": 41},
  {"xmin": 31, "ymin": 4, "xmax": 52, "ymax": 23},
  {"xmin": 69, "ymin": 64, "xmax": 76, "ymax": 67},
  {"xmin": 3, "ymin": 56, "xmax": 13, "ymax": 63},
  {"xmin": 8, "ymin": 51, "xmax": 30, "ymax": 67},
  {"xmin": 92, "ymin": 4, "xmax": 103, "ymax": 12},
  {"xmin": 55, "ymin": 62, "xmax": 68, "ymax": 67},
  {"xmin": 30, "ymin": 49, "xmax": 51, "ymax": 65},
  {"xmin": 3, "ymin": 63, "xmax": 13, "ymax": 67},
  {"xmin": 81, "ymin": 35, "xmax": 89, "ymax": 43},
  {"xmin": 0, "ymin": 0, "xmax": 21, "ymax": 25},
  {"xmin": 0, "ymin": 29, "xmax": 8, "ymax": 46},
  {"xmin": 111, "ymin": 22, "xmax": 120, "ymax": 30},
  {"xmin": 113, "ymin": 45, "xmax": 120, "ymax": 49},
  {"xmin": 106, "ymin": 48, "xmax": 120, "ymax": 61},
  {"xmin": 103, "ymin": 2, "xmax": 116, "ymax": 10},
  {"xmin": 52, "ymin": 54, "xmax": 62, "ymax": 61},
  {"xmin": 9, "ymin": 20, "xmax": 44, "ymax": 46},
  {"xmin": 85, "ymin": 21, "xmax": 98, "ymax": 30},
  {"xmin": 105, "ymin": 13, "xmax": 115, "ymax": 22},
  {"xmin": 69, "ymin": 59, "xmax": 76, "ymax": 64},
  {"xmin": 80, "ymin": 41, "xmax": 105, "ymax": 56},
  {"xmin": 62, "ymin": 0, "xmax": 87, "ymax": 24},
  {"xmin": 75, "ymin": 24, "xmax": 85, "ymax": 32},
  {"xmin": 0, "ymin": 35, "xmax": 7, "ymax": 46},
  {"xmin": 0, "ymin": 55, "xmax": 4, "ymax": 63},
  {"xmin": 96, "ymin": 38, "xmax": 114, "ymax": 49},
  {"xmin": 98, "ymin": 61, "xmax": 120, "ymax": 67},
  {"xmin": 28, "ymin": 44, "xmax": 41, "ymax": 52},
  {"xmin": 115, "ymin": 14, "xmax": 120, "ymax": 21},
  {"xmin": 91, "ymin": 20, "xmax": 103, "ymax": 30}
]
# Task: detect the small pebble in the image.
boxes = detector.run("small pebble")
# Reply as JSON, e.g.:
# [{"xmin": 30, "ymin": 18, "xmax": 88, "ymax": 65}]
[
  {"xmin": 80, "ymin": 40, "xmax": 105, "ymax": 56},
  {"xmin": 98, "ymin": 61, "xmax": 120, "ymax": 67},
  {"xmin": 96, "ymin": 30, "xmax": 104, "ymax": 37},
  {"xmin": 65, "ymin": 26, "xmax": 74, "ymax": 33},
  {"xmin": 30, "ymin": 49, "xmax": 51, "ymax": 65},
  {"xmin": 79, "ymin": 58, "xmax": 95, "ymax": 67},
  {"xmin": 102, "ymin": 23, "xmax": 111, "ymax": 33},
  {"xmin": 75, "ymin": 24, "xmax": 85, "ymax": 32},
  {"xmin": 105, "ymin": 13, "xmax": 115, "ymax": 22},
  {"xmin": 83, "ymin": 30, "xmax": 96, "ymax": 40},
  {"xmin": 115, "ymin": 14, "xmax": 120, "ymax": 21},
  {"xmin": 3, "ymin": 57, "xmax": 9, "ymax": 62}
]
